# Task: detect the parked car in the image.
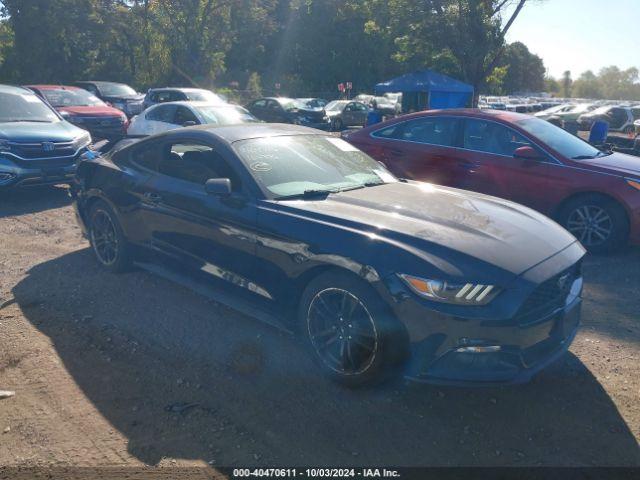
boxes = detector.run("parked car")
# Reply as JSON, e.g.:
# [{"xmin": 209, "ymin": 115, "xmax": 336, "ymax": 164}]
[
  {"xmin": 635, "ymin": 118, "xmax": 640, "ymax": 136},
  {"xmin": 73, "ymin": 81, "xmax": 144, "ymax": 118},
  {"xmin": 372, "ymin": 96, "xmax": 401, "ymax": 116},
  {"xmin": 345, "ymin": 109, "xmax": 640, "ymax": 253},
  {"xmin": 578, "ymin": 106, "xmax": 636, "ymax": 133},
  {"xmin": 142, "ymin": 87, "xmax": 226, "ymax": 110},
  {"xmin": 0, "ymin": 84, "xmax": 91, "ymax": 189},
  {"xmin": 324, "ymin": 100, "xmax": 369, "ymax": 130},
  {"xmin": 534, "ymin": 103, "xmax": 575, "ymax": 120},
  {"xmin": 245, "ymin": 97, "xmax": 330, "ymax": 130},
  {"xmin": 127, "ymin": 101, "xmax": 259, "ymax": 136},
  {"xmin": 71, "ymin": 124, "xmax": 584, "ymax": 386},
  {"xmin": 544, "ymin": 103, "xmax": 598, "ymax": 127},
  {"xmin": 295, "ymin": 98, "xmax": 328, "ymax": 110},
  {"xmin": 26, "ymin": 85, "xmax": 128, "ymax": 140}
]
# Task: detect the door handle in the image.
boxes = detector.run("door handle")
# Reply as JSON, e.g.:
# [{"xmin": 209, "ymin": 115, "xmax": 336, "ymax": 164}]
[
  {"xmin": 143, "ymin": 192, "xmax": 162, "ymax": 203},
  {"xmin": 457, "ymin": 160, "xmax": 480, "ymax": 171}
]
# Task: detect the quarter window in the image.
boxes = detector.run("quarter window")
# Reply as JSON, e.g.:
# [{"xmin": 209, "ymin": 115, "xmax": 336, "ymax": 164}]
[{"xmin": 463, "ymin": 119, "xmax": 533, "ymax": 157}]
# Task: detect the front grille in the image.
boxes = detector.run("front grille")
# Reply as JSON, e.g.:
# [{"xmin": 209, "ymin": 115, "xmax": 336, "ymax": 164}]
[
  {"xmin": 516, "ymin": 261, "xmax": 582, "ymax": 325},
  {"xmin": 7, "ymin": 141, "xmax": 76, "ymax": 159},
  {"xmin": 74, "ymin": 117, "xmax": 123, "ymax": 127}
]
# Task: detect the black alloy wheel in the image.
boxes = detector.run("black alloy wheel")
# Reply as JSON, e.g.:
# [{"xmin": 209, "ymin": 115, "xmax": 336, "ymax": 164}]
[
  {"xmin": 307, "ymin": 288, "xmax": 378, "ymax": 376},
  {"xmin": 89, "ymin": 201, "xmax": 132, "ymax": 272}
]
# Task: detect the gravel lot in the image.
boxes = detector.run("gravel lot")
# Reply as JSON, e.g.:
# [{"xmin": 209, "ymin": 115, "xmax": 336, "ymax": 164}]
[{"xmin": 0, "ymin": 186, "xmax": 639, "ymax": 469}]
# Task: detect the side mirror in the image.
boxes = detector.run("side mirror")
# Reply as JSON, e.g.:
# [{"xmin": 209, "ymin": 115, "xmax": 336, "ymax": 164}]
[
  {"xmin": 513, "ymin": 146, "xmax": 542, "ymax": 161},
  {"xmin": 183, "ymin": 121, "xmax": 197, "ymax": 127},
  {"xmin": 205, "ymin": 178, "xmax": 232, "ymax": 196}
]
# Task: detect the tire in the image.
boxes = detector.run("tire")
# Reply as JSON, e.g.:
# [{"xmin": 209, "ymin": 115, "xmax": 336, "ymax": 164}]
[
  {"xmin": 88, "ymin": 200, "xmax": 132, "ymax": 272},
  {"xmin": 333, "ymin": 118, "xmax": 344, "ymax": 131},
  {"xmin": 298, "ymin": 271, "xmax": 407, "ymax": 387},
  {"xmin": 557, "ymin": 194, "xmax": 629, "ymax": 254},
  {"xmin": 623, "ymin": 125, "xmax": 634, "ymax": 135}
]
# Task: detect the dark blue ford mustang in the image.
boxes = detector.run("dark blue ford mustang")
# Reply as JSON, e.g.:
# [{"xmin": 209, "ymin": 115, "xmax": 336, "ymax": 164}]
[{"xmin": 71, "ymin": 124, "xmax": 585, "ymax": 386}]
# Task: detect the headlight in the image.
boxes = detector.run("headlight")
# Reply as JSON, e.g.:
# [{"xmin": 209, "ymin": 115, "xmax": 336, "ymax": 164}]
[
  {"xmin": 627, "ymin": 178, "xmax": 640, "ymax": 191},
  {"xmin": 398, "ymin": 274, "xmax": 500, "ymax": 305},
  {"xmin": 73, "ymin": 132, "xmax": 92, "ymax": 149}
]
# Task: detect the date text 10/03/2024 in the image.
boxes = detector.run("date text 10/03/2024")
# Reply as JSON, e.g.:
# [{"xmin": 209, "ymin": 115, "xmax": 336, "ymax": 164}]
[{"xmin": 232, "ymin": 468, "xmax": 401, "ymax": 478}]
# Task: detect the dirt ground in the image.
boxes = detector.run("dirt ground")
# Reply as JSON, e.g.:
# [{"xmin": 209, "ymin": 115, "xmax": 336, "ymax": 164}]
[{"xmin": 0, "ymin": 186, "xmax": 639, "ymax": 470}]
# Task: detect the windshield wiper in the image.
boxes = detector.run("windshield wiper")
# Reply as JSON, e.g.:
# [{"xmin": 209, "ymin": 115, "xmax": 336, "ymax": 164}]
[
  {"xmin": 274, "ymin": 188, "xmax": 338, "ymax": 200},
  {"xmin": 572, "ymin": 151, "xmax": 612, "ymax": 160}
]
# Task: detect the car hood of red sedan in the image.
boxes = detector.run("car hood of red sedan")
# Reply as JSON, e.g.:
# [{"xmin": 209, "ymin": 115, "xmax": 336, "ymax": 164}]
[
  {"xmin": 580, "ymin": 152, "xmax": 640, "ymax": 178},
  {"xmin": 57, "ymin": 105, "xmax": 124, "ymax": 117}
]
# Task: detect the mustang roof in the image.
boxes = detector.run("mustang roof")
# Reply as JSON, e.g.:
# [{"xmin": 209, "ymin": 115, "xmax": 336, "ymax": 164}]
[{"xmin": 185, "ymin": 123, "xmax": 323, "ymax": 143}]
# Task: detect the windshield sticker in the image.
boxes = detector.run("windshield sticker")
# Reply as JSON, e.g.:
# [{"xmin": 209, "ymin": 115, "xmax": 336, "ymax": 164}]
[
  {"xmin": 326, "ymin": 137, "xmax": 359, "ymax": 152},
  {"xmin": 21, "ymin": 95, "xmax": 40, "ymax": 103},
  {"xmin": 250, "ymin": 161, "xmax": 272, "ymax": 172},
  {"xmin": 374, "ymin": 168, "xmax": 396, "ymax": 183}
]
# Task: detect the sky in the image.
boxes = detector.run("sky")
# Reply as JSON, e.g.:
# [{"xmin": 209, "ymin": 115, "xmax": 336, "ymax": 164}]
[{"xmin": 504, "ymin": 0, "xmax": 640, "ymax": 79}]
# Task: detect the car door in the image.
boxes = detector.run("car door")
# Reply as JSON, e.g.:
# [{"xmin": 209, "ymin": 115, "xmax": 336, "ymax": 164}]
[
  {"xmin": 137, "ymin": 138, "xmax": 261, "ymax": 294},
  {"xmin": 342, "ymin": 102, "xmax": 357, "ymax": 126},
  {"xmin": 247, "ymin": 99, "xmax": 267, "ymax": 121},
  {"xmin": 145, "ymin": 104, "xmax": 178, "ymax": 135},
  {"xmin": 365, "ymin": 116, "xmax": 467, "ymax": 188},
  {"xmin": 608, "ymin": 108, "xmax": 627, "ymax": 130},
  {"xmin": 352, "ymin": 102, "xmax": 368, "ymax": 126},
  {"xmin": 458, "ymin": 118, "xmax": 554, "ymax": 212},
  {"xmin": 266, "ymin": 100, "xmax": 288, "ymax": 123}
]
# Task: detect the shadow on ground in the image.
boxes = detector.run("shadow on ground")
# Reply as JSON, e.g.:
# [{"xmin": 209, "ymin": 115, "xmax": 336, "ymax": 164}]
[
  {"xmin": 0, "ymin": 186, "xmax": 71, "ymax": 218},
  {"xmin": 12, "ymin": 249, "xmax": 640, "ymax": 467}
]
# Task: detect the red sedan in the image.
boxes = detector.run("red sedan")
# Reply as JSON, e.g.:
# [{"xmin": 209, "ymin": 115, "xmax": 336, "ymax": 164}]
[
  {"xmin": 25, "ymin": 85, "xmax": 128, "ymax": 140},
  {"xmin": 346, "ymin": 109, "xmax": 640, "ymax": 253}
]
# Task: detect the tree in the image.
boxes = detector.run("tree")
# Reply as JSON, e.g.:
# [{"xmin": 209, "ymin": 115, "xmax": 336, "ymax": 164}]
[
  {"xmin": 572, "ymin": 70, "xmax": 602, "ymax": 99},
  {"xmin": 561, "ymin": 70, "xmax": 572, "ymax": 98},
  {"xmin": 498, "ymin": 41, "xmax": 545, "ymax": 94}
]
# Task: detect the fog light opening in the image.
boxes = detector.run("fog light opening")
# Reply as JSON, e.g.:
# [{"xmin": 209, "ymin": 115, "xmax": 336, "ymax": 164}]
[{"xmin": 456, "ymin": 345, "xmax": 502, "ymax": 353}]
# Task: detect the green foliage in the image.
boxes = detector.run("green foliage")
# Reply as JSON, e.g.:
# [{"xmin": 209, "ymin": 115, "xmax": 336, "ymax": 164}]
[
  {"xmin": 568, "ymin": 67, "xmax": 640, "ymax": 100},
  {"xmin": 0, "ymin": 0, "xmax": 552, "ymax": 100}
]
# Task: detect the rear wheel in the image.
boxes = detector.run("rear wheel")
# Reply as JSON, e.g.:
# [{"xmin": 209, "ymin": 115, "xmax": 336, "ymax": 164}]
[
  {"xmin": 298, "ymin": 271, "xmax": 406, "ymax": 386},
  {"xmin": 558, "ymin": 195, "xmax": 629, "ymax": 253},
  {"xmin": 88, "ymin": 200, "xmax": 132, "ymax": 272}
]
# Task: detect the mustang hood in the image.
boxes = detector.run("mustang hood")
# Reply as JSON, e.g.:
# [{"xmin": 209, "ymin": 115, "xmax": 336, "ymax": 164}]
[
  {"xmin": 580, "ymin": 152, "xmax": 640, "ymax": 178},
  {"xmin": 282, "ymin": 182, "xmax": 577, "ymax": 276}
]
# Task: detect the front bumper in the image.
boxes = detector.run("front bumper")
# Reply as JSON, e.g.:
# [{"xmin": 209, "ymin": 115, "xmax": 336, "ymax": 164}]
[
  {"xmin": 386, "ymin": 242, "xmax": 585, "ymax": 386},
  {"xmin": 403, "ymin": 298, "xmax": 580, "ymax": 386},
  {"xmin": 0, "ymin": 160, "xmax": 77, "ymax": 188}
]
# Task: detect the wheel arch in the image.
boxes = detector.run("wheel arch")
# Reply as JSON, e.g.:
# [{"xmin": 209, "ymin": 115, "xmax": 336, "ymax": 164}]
[{"xmin": 553, "ymin": 190, "xmax": 631, "ymax": 226}]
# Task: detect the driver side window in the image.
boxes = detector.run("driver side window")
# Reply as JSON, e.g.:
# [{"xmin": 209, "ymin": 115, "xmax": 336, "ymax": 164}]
[
  {"xmin": 173, "ymin": 106, "xmax": 199, "ymax": 126},
  {"xmin": 463, "ymin": 119, "xmax": 534, "ymax": 157},
  {"xmin": 158, "ymin": 143, "xmax": 240, "ymax": 189}
]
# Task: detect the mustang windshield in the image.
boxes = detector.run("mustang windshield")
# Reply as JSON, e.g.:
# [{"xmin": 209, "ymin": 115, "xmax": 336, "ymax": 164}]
[
  {"xmin": 515, "ymin": 117, "xmax": 606, "ymax": 160},
  {"xmin": 234, "ymin": 135, "xmax": 398, "ymax": 198}
]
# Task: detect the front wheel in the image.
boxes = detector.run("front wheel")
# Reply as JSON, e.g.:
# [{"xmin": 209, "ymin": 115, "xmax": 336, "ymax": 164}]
[
  {"xmin": 88, "ymin": 200, "xmax": 132, "ymax": 272},
  {"xmin": 298, "ymin": 271, "xmax": 406, "ymax": 387},
  {"xmin": 558, "ymin": 195, "xmax": 629, "ymax": 253},
  {"xmin": 332, "ymin": 118, "xmax": 344, "ymax": 131},
  {"xmin": 623, "ymin": 125, "xmax": 634, "ymax": 135}
]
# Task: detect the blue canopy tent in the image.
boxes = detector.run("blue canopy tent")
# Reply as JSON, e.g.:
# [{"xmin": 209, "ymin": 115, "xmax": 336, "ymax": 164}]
[{"xmin": 374, "ymin": 70, "xmax": 474, "ymax": 110}]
